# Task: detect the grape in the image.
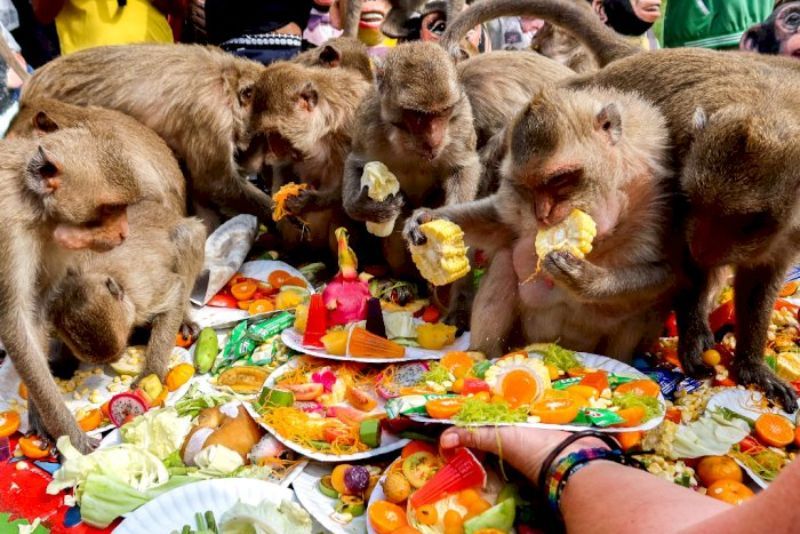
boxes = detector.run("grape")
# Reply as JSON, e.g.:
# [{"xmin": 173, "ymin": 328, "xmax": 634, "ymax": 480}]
[{"xmin": 344, "ymin": 465, "xmax": 370, "ymax": 495}]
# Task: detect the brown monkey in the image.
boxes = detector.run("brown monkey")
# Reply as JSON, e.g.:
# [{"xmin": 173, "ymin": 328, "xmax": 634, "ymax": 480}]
[
  {"xmin": 0, "ymin": 124, "xmax": 143, "ymax": 453},
  {"xmin": 20, "ymin": 44, "xmax": 268, "ymax": 226},
  {"xmin": 250, "ymin": 61, "xmax": 372, "ymax": 257},
  {"xmin": 9, "ymin": 98, "xmax": 187, "ymax": 215},
  {"xmin": 293, "ymin": 36, "xmax": 374, "ymax": 81},
  {"xmin": 531, "ymin": 20, "xmax": 598, "ymax": 73},
  {"xmin": 405, "ymin": 87, "xmax": 674, "ymax": 360},
  {"xmin": 46, "ymin": 200, "xmax": 206, "ymax": 381},
  {"xmin": 443, "ymin": 0, "xmax": 800, "ymax": 409}
]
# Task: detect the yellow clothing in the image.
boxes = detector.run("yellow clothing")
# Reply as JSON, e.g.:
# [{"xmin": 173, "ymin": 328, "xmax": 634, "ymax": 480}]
[{"xmin": 56, "ymin": 0, "xmax": 172, "ymax": 55}]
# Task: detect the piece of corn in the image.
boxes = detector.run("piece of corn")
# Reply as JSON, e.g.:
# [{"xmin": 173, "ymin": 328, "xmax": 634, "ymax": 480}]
[
  {"xmin": 361, "ymin": 162, "xmax": 400, "ymax": 237},
  {"xmin": 409, "ymin": 219, "xmax": 470, "ymax": 286},
  {"xmin": 777, "ymin": 352, "xmax": 800, "ymax": 381},
  {"xmin": 535, "ymin": 209, "xmax": 597, "ymax": 261}
]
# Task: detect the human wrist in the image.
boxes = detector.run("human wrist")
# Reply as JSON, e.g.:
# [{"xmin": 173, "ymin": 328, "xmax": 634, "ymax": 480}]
[{"xmin": 533, "ymin": 435, "xmax": 612, "ymax": 483}]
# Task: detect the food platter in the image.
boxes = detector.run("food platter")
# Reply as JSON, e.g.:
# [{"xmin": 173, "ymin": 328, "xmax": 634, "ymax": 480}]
[{"xmin": 292, "ymin": 462, "xmax": 369, "ymax": 534}]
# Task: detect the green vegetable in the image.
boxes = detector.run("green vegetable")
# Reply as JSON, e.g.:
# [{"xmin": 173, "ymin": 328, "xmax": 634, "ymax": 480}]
[
  {"xmin": 174, "ymin": 384, "xmax": 232, "ymax": 418},
  {"xmin": 463, "ymin": 497, "xmax": 515, "ymax": 534},
  {"xmin": 453, "ymin": 398, "xmax": 528, "ymax": 425},
  {"xmin": 471, "ymin": 360, "xmax": 492, "ymax": 379},
  {"xmin": 193, "ymin": 445, "xmax": 244, "ymax": 477},
  {"xmin": 421, "ymin": 363, "xmax": 454, "ymax": 385},
  {"xmin": 383, "ymin": 311, "xmax": 417, "ymax": 340},
  {"xmin": 729, "ymin": 444, "xmax": 785, "ymax": 482},
  {"xmin": 669, "ymin": 410, "xmax": 751, "ymax": 459},
  {"xmin": 218, "ymin": 499, "xmax": 313, "ymax": 534},
  {"xmin": 335, "ymin": 495, "xmax": 365, "ymax": 517},
  {"xmin": 766, "ymin": 355, "xmax": 778, "ymax": 371},
  {"xmin": 195, "ymin": 327, "xmax": 219, "ymax": 374},
  {"xmin": 527, "ymin": 343, "xmax": 580, "ymax": 371},
  {"xmin": 717, "ymin": 407, "xmax": 756, "ymax": 429},
  {"xmin": 611, "ymin": 393, "xmax": 661, "ymax": 421},
  {"xmin": 257, "ymin": 387, "xmax": 295, "ymax": 410},
  {"xmin": 205, "ymin": 511, "xmax": 218, "ymax": 533},
  {"xmin": 359, "ymin": 419, "xmax": 382, "ymax": 448},
  {"xmin": 120, "ymin": 407, "xmax": 193, "ymax": 460},
  {"xmin": 497, "ymin": 483, "xmax": 527, "ymax": 507},
  {"xmin": 318, "ymin": 476, "xmax": 339, "ymax": 499}
]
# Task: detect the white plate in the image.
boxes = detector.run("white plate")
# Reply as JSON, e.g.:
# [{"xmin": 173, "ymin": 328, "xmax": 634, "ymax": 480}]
[
  {"xmin": 408, "ymin": 352, "xmax": 666, "ymax": 433},
  {"xmin": 293, "ymin": 463, "xmax": 367, "ymax": 534},
  {"xmin": 365, "ymin": 459, "xmax": 399, "ymax": 534},
  {"xmin": 115, "ymin": 478, "xmax": 295, "ymax": 534},
  {"xmin": 0, "ymin": 347, "xmax": 193, "ymax": 436},
  {"xmin": 250, "ymin": 359, "xmax": 409, "ymax": 462},
  {"xmin": 191, "ymin": 260, "xmax": 313, "ymax": 330},
  {"xmin": 707, "ymin": 388, "xmax": 798, "ymax": 489},
  {"xmin": 281, "ymin": 327, "xmax": 470, "ymax": 363}
]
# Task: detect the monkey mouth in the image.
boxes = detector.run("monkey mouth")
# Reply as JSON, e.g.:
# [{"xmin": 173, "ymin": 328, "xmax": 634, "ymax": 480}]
[{"xmin": 360, "ymin": 11, "xmax": 386, "ymax": 30}]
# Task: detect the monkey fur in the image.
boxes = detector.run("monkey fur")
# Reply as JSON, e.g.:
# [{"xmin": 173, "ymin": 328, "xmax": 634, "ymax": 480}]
[
  {"xmin": 444, "ymin": 0, "xmax": 800, "ymax": 409},
  {"xmin": 405, "ymin": 86, "xmax": 675, "ymax": 360},
  {"xmin": 293, "ymin": 37, "xmax": 374, "ymax": 82},
  {"xmin": 20, "ymin": 44, "xmax": 268, "ymax": 228}
]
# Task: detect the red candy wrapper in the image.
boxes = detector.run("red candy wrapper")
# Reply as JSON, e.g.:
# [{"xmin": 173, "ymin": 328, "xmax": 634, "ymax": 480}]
[
  {"xmin": 303, "ymin": 293, "xmax": 327, "ymax": 348},
  {"xmin": 410, "ymin": 447, "xmax": 487, "ymax": 508}
]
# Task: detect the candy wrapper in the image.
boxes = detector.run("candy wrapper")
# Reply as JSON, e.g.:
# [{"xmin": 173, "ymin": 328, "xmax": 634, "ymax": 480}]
[
  {"xmin": 385, "ymin": 394, "xmax": 455, "ymax": 419},
  {"xmin": 215, "ymin": 313, "xmax": 295, "ymax": 373},
  {"xmin": 572, "ymin": 408, "xmax": 626, "ymax": 427}
]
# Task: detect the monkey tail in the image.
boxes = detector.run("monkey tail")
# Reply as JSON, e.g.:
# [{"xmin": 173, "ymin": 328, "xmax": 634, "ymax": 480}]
[{"xmin": 440, "ymin": 0, "xmax": 639, "ymax": 67}]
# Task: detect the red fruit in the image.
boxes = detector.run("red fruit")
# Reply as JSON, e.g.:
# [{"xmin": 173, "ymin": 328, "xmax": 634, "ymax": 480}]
[
  {"xmin": 328, "ymin": 406, "xmax": 367, "ymax": 426},
  {"xmin": 461, "ymin": 378, "xmax": 490, "ymax": 395},
  {"xmin": 381, "ymin": 417, "xmax": 414, "ymax": 434},
  {"xmin": 108, "ymin": 392, "xmax": 149, "ymax": 427},
  {"xmin": 207, "ymin": 293, "xmax": 239, "ymax": 308},
  {"xmin": 664, "ymin": 312, "xmax": 678, "ymax": 337},
  {"xmin": 283, "ymin": 383, "xmax": 324, "ymax": 401},
  {"xmin": 421, "ymin": 305, "xmax": 441, "ymax": 323}
]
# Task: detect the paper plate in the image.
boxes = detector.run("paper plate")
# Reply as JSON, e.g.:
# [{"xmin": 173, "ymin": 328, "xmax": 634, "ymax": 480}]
[
  {"xmin": 292, "ymin": 463, "xmax": 368, "ymax": 534},
  {"xmin": 250, "ymin": 359, "xmax": 409, "ymax": 462},
  {"xmin": 281, "ymin": 327, "xmax": 470, "ymax": 363},
  {"xmin": 0, "ymin": 347, "xmax": 192, "ymax": 436},
  {"xmin": 191, "ymin": 260, "xmax": 313, "ymax": 330},
  {"xmin": 365, "ymin": 459, "xmax": 400, "ymax": 534},
  {"xmin": 115, "ymin": 478, "xmax": 296, "ymax": 534},
  {"xmin": 707, "ymin": 388, "xmax": 797, "ymax": 489},
  {"xmin": 408, "ymin": 351, "xmax": 666, "ymax": 433}
]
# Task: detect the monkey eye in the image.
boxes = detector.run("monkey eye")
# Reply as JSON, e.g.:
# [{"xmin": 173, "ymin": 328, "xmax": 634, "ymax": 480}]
[
  {"xmin": 787, "ymin": 12, "xmax": 800, "ymax": 27},
  {"xmin": 240, "ymin": 86, "xmax": 254, "ymax": 102},
  {"xmin": 105, "ymin": 278, "xmax": 124, "ymax": 299},
  {"xmin": 737, "ymin": 212, "xmax": 772, "ymax": 236}
]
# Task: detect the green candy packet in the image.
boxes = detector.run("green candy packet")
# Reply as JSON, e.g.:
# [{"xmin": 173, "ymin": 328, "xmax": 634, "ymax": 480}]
[
  {"xmin": 552, "ymin": 373, "xmax": 639, "ymax": 390},
  {"xmin": 572, "ymin": 407, "xmax": 625, "ymax": 427},
  {"xmin": 385, "ymin": 394, "xmax": 456, "ymax": 419},
  {"xmin": 215, "ymin": 312, "xmax": 295, "ymax": 373}
]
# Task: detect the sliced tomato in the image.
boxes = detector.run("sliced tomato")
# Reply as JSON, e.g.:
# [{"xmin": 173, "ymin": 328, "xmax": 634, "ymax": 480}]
[
  {"xmin": 283, "ymin": 383, "xmax": 324, "ymax": 401},
  {"xmin": 329, "ymin": 405, "xmax": 368, "ymax": 426},
  {"xmin": 738, "ymin": 435, "xmax": 763, "ymax": 453},
  {"xmin": 775, "ymin": 299, "xmax": 799, "ymax": 313},
  {"xmin": 665, "ymin": 407, "xmax": 682, "ymax": 424},
  {"xmin": 709, "ymin": 300, "xmax": 735, "ymax": 334},
  {"xmin": 461, "ymin": 378, "xmax": 490, "ymax": 395},
  {"xmin": 207, "ymin": 293, "xmax": 239, "ymax": 308},
  {"xmin": 323, "ymin": 421, "xmax": 355, "ymax": 444}
]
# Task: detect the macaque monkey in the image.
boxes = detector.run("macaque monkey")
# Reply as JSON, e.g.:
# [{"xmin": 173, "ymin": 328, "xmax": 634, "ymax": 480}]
[
  {"xmin": 9, "ymin": 98, "xmax": 187, "ymax": 215},
  {"xmin": 405, "ymin": 87, "xmax": 674, "ymax": 359},
  {"xmin": 342, "ymin": 0, "xmax": 465, "ymax": 38},
  {"xmin": 342, "ymin": 42, "xmax": 481, "ymax": 325},
  {"xmin": 20, "ymin": 44, "xmax": 268, "ymax": 226},
  {"xmin": 293, "ymin": 37, "xmax": 374, "ymax": 81},
  {"xmin": 741, "ymin": 1, "xmax": 800, "ymax": 58},
  {"xmin": 443, "ymin": 0, "xmax": 800, "ymax": 409},
  {"xmin": 0, "ymin": 123, "xmax": 143, "ymax": 453},
  {"xmin": 46, "ymin": 200, "xmax": 206, "ymax": 381},
  {"xmin": 250, "ymin": 62, "xmax": 372, "ymax": 257}
]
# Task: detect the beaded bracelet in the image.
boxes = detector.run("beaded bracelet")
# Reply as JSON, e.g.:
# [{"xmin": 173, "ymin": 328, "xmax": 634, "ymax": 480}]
[{"xmin": 543, "ymin": 447, "xmax": 625, "ymax": 513}]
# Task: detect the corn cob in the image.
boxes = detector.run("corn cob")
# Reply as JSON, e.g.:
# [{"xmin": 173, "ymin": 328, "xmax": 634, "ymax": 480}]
[
  {"xmin": 410, "ymin": 219, "xmax": 470, "ymax": 286},
  {"xmin": 535, "ymin": 209, "xmax": 597, "ymax": 260}
]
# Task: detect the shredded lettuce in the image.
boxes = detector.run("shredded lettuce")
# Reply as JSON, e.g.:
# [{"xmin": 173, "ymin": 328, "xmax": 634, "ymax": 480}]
[
  {"xmin": 174, "ymin": 384, "xmax": 233, "ymax": 418},
  {"xmin": 383, "ymin": 311, "xmax": 417, "ymax": 340},
  {"xmin": 729, "ymin": 444, "xmax": 785, "ymax": 482},
  {"xmin": 453, "ymin": 398, "xmax": 528, "ymax": 425},
  {"xmin": 219, "ymin": 499, "xmax": 312, "ymax": 534},
  {"xmin": 527, "ymin": 343, "xmax": 580, "ymax": 371},
  {"xmin": 422, "ymin": 363, "xmax": 454, "ymax": 386},
  {"xmin": 612, "ymin": 393, "xmax": 661, "ymax": 421},
  {"xmin": 120, "ymin": 407, "xmax": 192, "ymax": 460},
  {"xmin": 194, "ymin": 445, "xmax": 244, "ymax": 477},
  {"xmin": 669, "ymin": 410, "xmax": 751, "ymax": 459}
]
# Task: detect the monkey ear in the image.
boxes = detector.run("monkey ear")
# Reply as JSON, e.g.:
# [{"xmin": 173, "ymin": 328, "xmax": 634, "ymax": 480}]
[
  {"xmin": 693, "ymin": 108, "xmax": 708, "ymax": 132},
  {"xmin": 28, "ymin": 145, "xmax": 63, "ymax": 191},
  {"xmin": 594, "ymin": 103, "xmax": 622, "ymax": 145},
  {"xmin": 238, "ymin": 84, "xmax": 254, "ymax": 106},
  {"xmin": 297, "ymin": 82, "xmax": 318, "ymax": 112},
  {"xmin": 740, "ymin": 26, "xmax": 761, "ymax": 52},
  {"xmin": 105, "ymin": 277, "xmax": 124, "ymax": 300},
  {"xmin": 319, "ymin": 45, "xmax": 342, "ymax": 68},
  {"xmin": 33, "ymin": 111, "xmax": 59, "ymax": 134}
]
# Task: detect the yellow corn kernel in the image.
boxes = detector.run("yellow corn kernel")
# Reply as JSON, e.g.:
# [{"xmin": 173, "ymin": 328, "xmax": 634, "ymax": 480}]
[
  {"xmin": 535, "ymin": 209, "xmax": 597, "ymax": 260},
  {"xmin": 410, "ymin": 220, "xmax": 470, "ymax": 286}
]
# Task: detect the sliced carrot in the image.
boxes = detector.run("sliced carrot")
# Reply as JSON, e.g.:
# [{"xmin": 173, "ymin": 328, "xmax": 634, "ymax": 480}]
[
  {"xmin": 615, "ymin": 379, "xmax": 661, "ymax": 398},
  {"xmin": 754, "ymin": 413, "xmax": 795, "ymax": 448}
]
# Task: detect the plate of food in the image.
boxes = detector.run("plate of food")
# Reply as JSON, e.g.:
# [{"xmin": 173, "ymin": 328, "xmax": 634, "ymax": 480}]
[
  {"xmin": 292, "ymin": 462, "xmax": 384, "ymax": 534},
  {"xmin": 0, "ymin": 346, "xmax": 193, "ymax": 435},
  {"xmin": 367, "ymin": 441, "xmax": 534, "ymax": 534},
  {"xmin": 250, "ymin": 357, "xmax": 410, "ymax": 462},
  {"xmin": 388, "ymin": 344, "xmax": 666, "ymax": 433}
]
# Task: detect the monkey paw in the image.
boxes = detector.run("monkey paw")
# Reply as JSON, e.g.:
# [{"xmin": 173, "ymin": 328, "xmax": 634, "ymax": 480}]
[
  {"xmin": 403, "ymin": 209, "xmax": 436, "ymax": 246},
  {"xmin": 735, "ymin": 362, "xmax": 799, "ymax": 412},
  {"xmin": 351, "ymin": 188, "xmax": 404, "ymax": 223},
  {"xmin": 443, "ymin": 307, "xmax": 470, "ymax": 337},
  {"xmin": 542, "ymin": 251, "xmax": 593, "ymax": 292},
  {"xmin": 284, "ymin": 189, "xmax": 314, "ymax": 215},
  {"xmin": 678, "ymin": 325, "xmax": 715, "ymax": 379},
  {"xmin": 180, "ymin": 318, "xmax": 200, "ymax": 340},
  {"xmin": 69, "ymin": 431, "xmax": 101, "ymax": 455}
]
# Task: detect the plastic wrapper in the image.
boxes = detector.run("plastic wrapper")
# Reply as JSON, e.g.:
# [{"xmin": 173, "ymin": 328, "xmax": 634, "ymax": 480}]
[{"xmin": 216, "ymin": 313, "xmax": 295, "ymax": 372}]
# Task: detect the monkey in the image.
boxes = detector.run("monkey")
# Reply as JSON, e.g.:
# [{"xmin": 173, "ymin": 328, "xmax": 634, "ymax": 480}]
[
  {"xmin": 441, "ymin": 0, "xmax": 800, "ymax": 410},
  {"xmin": 531, "ymin": 17, "xmax": 598, "ymax": 73},
  {"xmin": 45, "ymin": 200, "xmax": 206, "ymax": 383},
  {"xmin": 741, "ymin": 1, "xmax": 800, "ymax": 58},
  {"xmin": 341, "ymin": 0, "xmax": 465, "ymax": 39},
  {"xmin": 293, "ymin": 36, "xmax": 374, "ymax": 81},
  {"xmin": 404, "ymin": 86, "xmax": 675, "ymax": 360},
  {"xmin": 9, "ymin": 98, "xmax": 187, "ymax": 215},
  {"xmin": 250, "ymin": 61, "xmax": 372, "ymax": 259},
  {"xmin": 20, "ymin": 43, "xmax": 269, "ymax": 227},
  {"xmin": 0, "ymin": 121, "xmax": 144, "ymax": 453}
]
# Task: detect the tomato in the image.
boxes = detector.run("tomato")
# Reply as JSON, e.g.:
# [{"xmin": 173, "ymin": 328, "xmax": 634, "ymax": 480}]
[
  {"xmin": 0, "ymin": 410, "xmax": 20, "ymax": 438},
  {"xmin": 709, "ymin": 300, "xmax": 735, "ymax": 334},
  {"xmin": 284, "ymin": 383, "xmax": 324, "ymax": 401},
  {"xmin": 231, "ymin": 281, "xmax": 257, "ymax": 301},
  {"xmin": 664, "ymin": 312, "xmax": 678, "ymax": 337},
  {"xmin": 421, "ymin": 305, "xmax": 441, "ymax": 323},
  {"xmin": 401, "ymin": 440, "xmax": 437, "ymax": 459},
  {"xmin": 207, "ymin": 293, "xmax": 238, "ymax": 308},
  {"xmin": 328, "ymin": 405, "xmax": 367, "ymax": 426},
  {"xmin": 402, "ymin": 451, "xmax": 440, "ymax": 488},
  {"xmin": 738, "ymin": 435, "xmax": 763, "ymax": 453},
  {"xmin": 248, "ymin": 299, "xmax": 275, "ymax": 315},
  {"xmin": 615, "ymin": 379, "xmax": 661, "ymax": 398},
  {"xmin": 268, "ymin": 270, "xmax": 292, "ymax": 289},
  {"xmin": 425, "ymin": 397, "xmax": 464, "ymax": 419},
  {"xmin": 665, "ymin": 407, "xmax": 682, "ymax": 424},
  {"xmin": 579, "ymin": 371, "xmax": 609, "ymax": 393},
  {"xmin": 175, "ymin": 332, "xmax": 193, "ymax": 348},
  {"xmin": 18, "ymin": 435, "xmax": 51, "ymax": 459},
  {"xmin": 614, "ymin": 406, "xmax": 646, "ymax": 428},
  {"xmin": 566, "ymin": 385, "xmax": 599, "ymax": 400},
  {"xmin": 461, "ymin": 378, "xmax": 490, "ymax": 395},
  {"xmin": 323, "ymin": 422, "xmax": 354, "ymax": 445},
  {"xmin": 791, "ymin": 380, "xmax": 800, "ymax": 397}
]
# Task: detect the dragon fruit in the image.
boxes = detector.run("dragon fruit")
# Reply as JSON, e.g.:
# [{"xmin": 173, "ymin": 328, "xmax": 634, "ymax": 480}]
[
  {"xmin": 311, "ymin": 368, "xmax": 337, "ymax": 392},
  {"xmin": 323, "ymin": 228, "xmax": 371, "ymax": 326}
]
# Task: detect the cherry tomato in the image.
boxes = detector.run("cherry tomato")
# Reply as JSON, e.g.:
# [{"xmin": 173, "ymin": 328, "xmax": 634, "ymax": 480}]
[
  {"xmin": 207, "ymin": 293, "xmax": 238, "ymax": 308},
  {"xmin": 231, "ymin": 281, "xmax": 257, "ymax": 301},
  {"xmin": 421, "ymin": 305, "xmax": 441, "ymax": 323},
  {"xmin": 738, "ymin": 435, "xmax": 763, "ymax": 453},
  {"xmin": 268, "ymin": 270, "xmax": 292, "ymax": 289},
  {"xmin": 461, "ymin": 378, "xmax": 490, "ymax": 395}
]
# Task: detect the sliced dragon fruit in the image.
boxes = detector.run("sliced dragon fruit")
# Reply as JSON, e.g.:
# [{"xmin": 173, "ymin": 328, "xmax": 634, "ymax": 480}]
[
  {"xmin": 108, "ymin": 392, "xmax": 150, "ymax": 427},
  {"xmin": 376, "ymin": 383, "xmax": 398, "ymax": 400},
  {"xmin": 311, "ymin": 368, "xmax": 337, "ymax": 393},
  {"xmin": 395, "ymin": 362, "xmax": 429, "ymax": 387},
  {"xmin": 295, "ymin": 400, "xmax": 325, "ymax": 414}
]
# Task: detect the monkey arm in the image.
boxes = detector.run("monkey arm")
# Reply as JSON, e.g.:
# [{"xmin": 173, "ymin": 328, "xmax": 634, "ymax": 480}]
[
  {"xmin": 444, "ymin": 155, "xmax": 482, "ymax": 206},
  {"xmin": 675, "ymin": 261, "xmax": 718, "ymax": 378},
  {"xmin": 469, "ymin": 248, "xmax": 519, "ymax": 358},
  {"xmin": 342, "ymin": 153, "xmax": 404, "ymax": 222},
  {"xmin": 194, "ymin": 158, "xmax": 274, "ymax": 223},
  {"xmin": 142, "ymin": 277, "xmax": 185, "ymax": 381}
]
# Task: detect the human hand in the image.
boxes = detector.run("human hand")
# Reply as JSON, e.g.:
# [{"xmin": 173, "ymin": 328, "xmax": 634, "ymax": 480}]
[{"xmin": 440, "ymin": 427, "xmax": 610, "ymax": 485}]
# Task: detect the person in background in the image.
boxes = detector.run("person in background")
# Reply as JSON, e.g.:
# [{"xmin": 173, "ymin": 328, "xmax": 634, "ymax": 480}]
[
  {"xmin": 590, "ymin": 0, "xmax": 662, "ymax": 49},
  {"xmin": 10, "ymin": 0, "xmax": 59, "ymax": 67},
  {"xmin": 330, "ymin": 0, "xmax": 397, "ymax": 59},
  {"xmin": 663, "ymin": 0, "xmax": 772, "ymax": 49},
  {"xmin": 0, "ymin": 23, "xmax": 28, "ymax": 135},
  {"xmin": 31, "ymin": 0, "xmax": 176, "ymax": 55},
  {"xmin": 740, "ymin": 0, "xmax": 800, "ymax": 57},
  {"xmin": 304, "ymin": 0, "xmax": 343, "ymax": 48},
  {"xmin": 486, "ymin": 16, "xmax": 543, "ymax": 50},
  {"xmin": 189, "ymin": 0, "xmax": 312, "ymax": 63}
]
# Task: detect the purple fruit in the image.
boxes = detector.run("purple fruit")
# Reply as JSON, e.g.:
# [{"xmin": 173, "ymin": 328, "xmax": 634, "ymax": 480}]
[{"xmin": 344, "ymin": 465, "xmax": 370, "ymax": 495}]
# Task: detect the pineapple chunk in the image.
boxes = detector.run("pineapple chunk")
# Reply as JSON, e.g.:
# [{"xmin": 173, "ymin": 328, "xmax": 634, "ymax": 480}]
[
  {"xmin": 410, "ymin": 219, "xmax": 470, "ymax": 286},
  {"xmin": 535, "ymin": 209, "xmax": 597, "ymax": 260}
]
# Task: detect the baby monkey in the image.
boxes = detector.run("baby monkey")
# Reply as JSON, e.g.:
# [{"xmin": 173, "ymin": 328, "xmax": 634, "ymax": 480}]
[
  {"xmin": 405, "ymin": 87, "xmax": 676, "ymax": 359},
  {"xmin": 46, "ymin": 200, "xmax": 206, "ymax": 380}
]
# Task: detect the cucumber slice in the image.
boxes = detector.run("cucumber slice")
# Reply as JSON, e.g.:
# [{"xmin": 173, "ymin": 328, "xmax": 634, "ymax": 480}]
[
  {"xmin": 318, "ymin": 475, "xmax": 339, "ymax": 499},
  {"xmin": 359, "ymin": 418, "xmax": 381, "ymax": 448},
  {"xmin": 257, "ymin": 386, "xmax": 295, "ymax": 409}
]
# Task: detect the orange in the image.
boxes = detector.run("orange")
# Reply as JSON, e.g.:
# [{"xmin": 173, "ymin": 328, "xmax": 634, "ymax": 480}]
[
  {"xmin": 331, "ymin": 464, "xmax": 352, "ymax": 495},
  {"xmin": 754, "ymin": 413, "xmax": 795, "ymax": 448},
  {"xmin": 282, "ymin": 276, "xmax": 307, "ymax": 288},
  {"xmin": 175, "ymin": 332, "xmax": 193, "ymax": 348},
  {"xmin": 530, "ymin": 393, "xmax": 580, "ymax": 424},
  {"xmin": 443, "ymin": 509, "xmax": 464, "ymax": 534},
  {"xmin": 441, "ymin": 352, "xmax": 474, "ymax": 379},
  {"xmin": 394, "ymin": 528, "xmax": 421, "ymax": 534},
  {"xmin": 231, "ymin": 280, "xmax": 257, "ymax": 301},
  {"xmin": 369, "ymin": 500, "xmax": 408, "ymax": 534},
  {"xmin": 615, "ymin": 406, "xmax": 646, "ymax": 428},
  {"xmin": 501, "ymin": 369, "xmax": 539, "ymax": 408},
  {"xmin": 457, "ymin": 488, "xmax": 483, "ymax": 508},
  {"xmin": 415, "ymin": 504, "xmax": 438, "ymax": 526},
  {"xmin": 425, "ymin": 397, "xmax": 464, "ymax": 419},
  {"xmin": 696, "ymin": 456, "xmax": 743, "ymax": 487},
  {"xmin": 77, "ymin": 408, "xmax": 103, "ymax": 432},
  {"xmin": 248, "ymin": 299, "xmax": 275, "ymax": 315},
  {"xmin": 401, "ymin": 440, "xmax": 437, "ymax": 459},
  {"xmin": 165, "ymin": 363, "xmax": 195, "ymax": 392},
  {"xmin": 0, "ymin": 410, "xmax": 21, "ymax": 438},
  {"xmin": 615, "ymin": 379, "xmax": 661, "ymax": 398},
  {"xmin": 566, "ymin": 384, "xmax": 599, "ymax": 400},
  {"xmin": 268, "ymin": 270, "xmax": 292, "ymax": 289},
  {"xmin": 706, "ymin": 479, "xmax": 754, "ymax": 505},
  {"xmin": 464, "ymin": 497, "xmax": 492, "ymax": 520}
]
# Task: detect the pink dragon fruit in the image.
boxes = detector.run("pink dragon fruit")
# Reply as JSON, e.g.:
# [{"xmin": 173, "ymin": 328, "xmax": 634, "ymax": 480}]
[{"xmin": 323, "ymin": 228, "xmax": 371, "ymax": 326}]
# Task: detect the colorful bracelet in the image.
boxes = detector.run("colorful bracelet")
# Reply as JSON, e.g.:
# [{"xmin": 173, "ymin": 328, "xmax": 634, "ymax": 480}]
[{"xmin": 543, "ymin": 447, "xmax": 625, "ymax": 513}]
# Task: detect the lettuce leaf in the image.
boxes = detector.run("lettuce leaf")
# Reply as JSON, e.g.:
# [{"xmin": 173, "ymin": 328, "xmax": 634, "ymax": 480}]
[
  {"xmin": 219, "ymin": 499, "xmax": 312, "ymax": 534},
  {"xmin": 120, "ymin": 407, "xmax": 192, "ymax": 460}
]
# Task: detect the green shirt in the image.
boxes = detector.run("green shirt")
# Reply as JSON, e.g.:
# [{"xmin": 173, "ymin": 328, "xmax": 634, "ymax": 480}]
[{"xmin": 663, "ymin": 0, "xmax": 772, "ymax": 49}]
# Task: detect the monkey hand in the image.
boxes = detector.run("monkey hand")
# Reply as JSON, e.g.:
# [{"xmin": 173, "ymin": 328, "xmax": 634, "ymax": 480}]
[
  {"xmin": 348, "ymin": 187, "xmax": 404, "ymax": 223},
  {"xmin": 69, "ymin": 429, "xmax": 101, "ymax": 455},
  {"xmin": 283, "ymin": 188, "xmax": 316, "ymax": 215},
  {"xmin": 403, "ymin": 208, "xmax": 436, "ymax": 246},
  {"xmin": 180, "ymin": 318, "xmax": 200, "ymax": 340},
  {"xmin": 734, "ymin": 360, "xmax": 798, "ymax": 412},
  {"xmin": 542, "ymin": 250, "xmax": 602, "ymax": 296},
  {"xmin": 677, "ymin": 323, "xmax": 715, "ymax": 379}
]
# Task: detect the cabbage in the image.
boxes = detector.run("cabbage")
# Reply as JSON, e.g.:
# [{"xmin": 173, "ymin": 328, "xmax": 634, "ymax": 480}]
[
  {"xmin": 120, "ymin": 407, "xmax": 193, "ymax": 460},
  {"xmin": 670, "ymin": 409, "xmax": 751, "ymax": 459},
  {"xmin": 47, "ymin": 436, "xmax": 169, "ymax": 497},
  {"xmin": 194, "ymin": 445, "xmax": 244, "ymax": 477},
  {"xmin": 383, "ymin": 312, "xmax": 417, "ymax": 340},
  {"xmin": 219, "ymin": 499, "xmax": 312, "ymax": 534}
]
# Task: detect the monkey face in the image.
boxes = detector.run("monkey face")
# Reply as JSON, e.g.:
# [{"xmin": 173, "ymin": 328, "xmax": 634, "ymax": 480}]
[{"xmin": 388, "ymin": 105, "xmax": 456, "ymax": 160}]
